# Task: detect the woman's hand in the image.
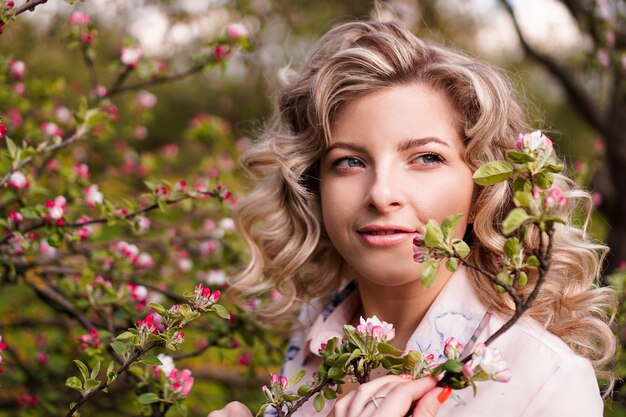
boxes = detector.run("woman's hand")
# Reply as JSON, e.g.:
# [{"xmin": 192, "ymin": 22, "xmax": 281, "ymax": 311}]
[
  {"xmin": 208, "ymin": 401, "xmax": 254, "ymax": 417},
  {"xmin": 333, "ymin": 375, "xmax": 451, "ymax": 417}
]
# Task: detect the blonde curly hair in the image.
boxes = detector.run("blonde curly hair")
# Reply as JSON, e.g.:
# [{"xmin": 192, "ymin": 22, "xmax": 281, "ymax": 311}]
[{"xmin": 231, "ymin": 20, "xmax": 616, "ymax": 383}]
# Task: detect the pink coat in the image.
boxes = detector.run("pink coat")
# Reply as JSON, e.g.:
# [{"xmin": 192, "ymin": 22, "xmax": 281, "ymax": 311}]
[{"xmin": 276, "ymin": 266, "xmax": 603, "ymax": 417}]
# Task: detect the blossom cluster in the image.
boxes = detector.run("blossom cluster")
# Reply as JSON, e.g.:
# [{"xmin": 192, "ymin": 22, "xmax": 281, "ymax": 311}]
[
  {"xmin": 192, "ymin": 283, "xmax": 220, "ymax": 310},
  {"xmin": 77, "ymin": 328, "xmax": 101, "ymax": 351},
  {"xmin": 462, "ymin": 342, "xmax": 511, "ymax": 383},
  {"xmin": 356, "ymin": 315, "xmax": 396, "ymax": 342},
  {"xmin": 153, "ymin": 354, "xmax": 194, "ymax": 399},
  {"xmin": 0, "ymin": 334, "xmax": 6, "ymax": 374},
  {"xmin": 113, "ymin": 241, "xmax": 155, "ymax": 269}
]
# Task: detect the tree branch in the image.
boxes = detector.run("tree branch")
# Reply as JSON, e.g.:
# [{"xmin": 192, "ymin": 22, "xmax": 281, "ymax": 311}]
[
  {"xmin": 14, "ymin": 0, "xmax": 47, "ymax": 16},
  {"xmin": 497, "ymin": 0, "xmax": 609, "ymax": 138}
]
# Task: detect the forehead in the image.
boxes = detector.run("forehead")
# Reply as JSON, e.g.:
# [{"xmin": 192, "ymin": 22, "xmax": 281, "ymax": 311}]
[{"xmin": 328, "ymin": 83, "xmax": 464, "ymax": 150}]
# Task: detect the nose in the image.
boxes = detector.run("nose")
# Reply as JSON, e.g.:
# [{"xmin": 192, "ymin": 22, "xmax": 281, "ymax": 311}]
[{"xmin": 365, "ymin": 165, "xmax": 404, "ymax": 212}]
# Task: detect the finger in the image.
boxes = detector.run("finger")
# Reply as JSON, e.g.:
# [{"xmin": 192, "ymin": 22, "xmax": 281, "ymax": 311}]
[
  {"xmin": 334, "ymin": 390, "xmax": 357, "ymax": 417},
  {"xmin": 207, "ymin": 401, "xmax": 253, "ymax": 417},
  {"xmin": 374, "ymin": 377, "xmax": 438, "ymax": 417},
  {"xmin": 346, "ymin": 376, "xmax": 407, "ymax": 417},
  {"xmin": 411, "ymin": 386, "xmax": 451, "ymax": 417}
]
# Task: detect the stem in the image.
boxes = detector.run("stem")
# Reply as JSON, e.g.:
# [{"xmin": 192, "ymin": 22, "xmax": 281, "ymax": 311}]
[
  {"xmin": 64, "ymin": 340, "xmax": 163, "ymax": 417},
  {"xmin": 106, "ymin": 65, "xmax": 204, "ymax": 98},
  {"xmin": 454, "ymin": 253, "xmax": 522, "ymax": 306},
  {"xmin": 280, "ymin": 379, "xmax": 333, "ymax": 417},
  {"xmin": 14, "ymin": 0, "xmax": 47, "ymax": 16}
]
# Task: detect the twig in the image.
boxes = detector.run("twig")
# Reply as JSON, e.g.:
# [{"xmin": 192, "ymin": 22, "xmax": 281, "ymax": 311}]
[
  {"xmin": 64, "ymin": 340, "xmax": 163, "ymax": 417},
  {"xmin": 14, "ymin": 0, "xmax": 47, "ymax": 16},
  {"xmin": 106, "ymin": 64, "xmax": 205, "ymax": 98}
]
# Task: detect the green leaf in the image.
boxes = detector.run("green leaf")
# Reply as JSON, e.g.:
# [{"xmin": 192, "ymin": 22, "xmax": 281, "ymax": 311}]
[
  {"xmin": 502, "ymin": 208, "xmax": 529, "ymax": 235},
  {"xmin": 377, "ymin": 343, "xmax": 403, "ymax": 356},
  {"xmin": 106, "ymin": 361, "xmax": 116, "ymax": 384},
  {"xmin": 83, "ymin": 108, "xmax": 106, "ymax": 131},
  {"xmin": 140, "ymin": 354, "xmax": 163, "ymax": 366},
  {"xmin": 526, "ymin": 255, "xmax": 540, "ymax": 267},
  {"xmin": 503, "ymin": 237, "xmax": 521, "ymax": 258},
  {"xmin": 518, "ymin": 271, "xmax": 528, "ymax": 286},
  {"xmin": 441, "ymin": 213, "xmax": 463, "ymax": 240},
  {"xmin": 445, "ymin": 257, "xmax": 459, "ymax": 272},
  {"xmin": 111, "ymin": 341, "xmax": 128, "ymax": 355},
  {"xmin": 175, "ymin": 399, "xmax": 188, "ymax": 417},
  {"xmin": 83, "ymin": 378, "xmax": 100, "ymax": 393},
  {"xmin": 323, "ymin": 388, "xmax": 337, "ymax": 400},
  {"xmin": 442, "ymin": 360, "xmax": 463, "ymax": 373},
  {"xmin": 506, "ymin": 151, "xmax": 535, "ymax": 164},
  {"xmin": 328, "ymin": 366, "xmax": 345, "ymax": 380},
  {"xmin": 148, "ymin": 303, "xmax": 166, "ymax": 316},
  {"xmin": 451, "ymin": 239, "xmax": 470, "ymax": 259},
  {"xmin": 420, "ymin": 259, "xmax": 440, "ymax": 288},
  {"xmin": 534, "ymin": 172, "xmax": 553, "ymax": 189},
  {"xmin": 90, "ymin": 360, "xmax": 101, "ymax": 380},
  {"xmin": 137, "ymin": 392, "xmax": 161, "ymax": 404},
  {"xmin": 313, "ymin": 394, "xmax": 325, "ymax": 412},
  {"xmin": 496, "ymin": 272, "xmax": 513, "ymax": 286},
  {"xmin": 6, "ymin": 138, "xmax": 18, "ymax": 160},
  {"xmin": 472, "ymin": 161, "xmax": 513, "ymax": 186},
  {"xmin": 298, "ymin": 384, "xmax": 312, "ymax": 396},
  {"xmin": 424, "ymin": 220, "xmax": 444, "ymax": 248},
  {"xmin": 287, "ymin": 370, "xmax": 305, "ymax": 387},
  {"xmin": 543, "ymin": 163, "xmax": 563, "ymax": 173},
  {"xmin": 210, "ymin": 304, "xmax": 230, "ymax": 319},
  {"xmin": 64, "ymin": 0, "xmax": 82, "ymax": 4},
  {"xmin": 74, "ymin": 360, "xmax": 90, "ymax": 382},
  {"xmin": 65, "ymin": 376, "xmax": 83, "ymax": 391},
  {"xmin": 116, "ymin": 331, "xmax": 136, "ymax": 341},
  {"xmin": 513, "ymin": 191, "xmax": 532, "ymax": 208},
  {"xmin": 255, "ymin": 404, "xmax": 268, "ymax": 417},
  {"xmin": 512, "ymin": 177, "xmax": 532, "ymax": 193}
]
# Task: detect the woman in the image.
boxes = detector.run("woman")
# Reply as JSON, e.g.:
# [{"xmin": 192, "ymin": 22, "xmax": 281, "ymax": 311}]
[{"xmin": 209, "ymin": 19, "xmax": 616, "ymax": 417}]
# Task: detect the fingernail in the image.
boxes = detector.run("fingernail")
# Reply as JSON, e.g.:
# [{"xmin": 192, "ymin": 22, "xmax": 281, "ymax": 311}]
[
  {"xmin": 398, "ymin": 374, "xmax": 413, "ymax": 381},
  {"xmin": 437, "ymin": 387, "xmax": 452, "ymax": 404}
]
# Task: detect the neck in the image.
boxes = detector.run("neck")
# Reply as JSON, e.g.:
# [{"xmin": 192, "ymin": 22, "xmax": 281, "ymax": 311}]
[{"xmin": 355, "ymin": 268, "xmax": 454, "ymax": 349}]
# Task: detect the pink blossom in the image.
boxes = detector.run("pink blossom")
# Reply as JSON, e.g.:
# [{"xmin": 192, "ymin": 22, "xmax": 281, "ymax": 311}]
[
  {"xmin": 78, "ymin": 328, "xmax": 101, "ymax": 350},
  {"xmin": 17, "ymin": 393, "xmax": 38, "ymax": 408},
  {"xmin": 135, "ymin": 216, "xmax": 151, "ymax": 234},
  {"xmin": 8, "ymin": 209, "xmax": 23, "ymax": 224},
  {"xmin": 238, "ymin": 351, "xmax": 252, "ymax": 366},
  {"xmin": 7, "ymin": 171, "xmax": 29, "ymax": 190},
  {"xmin": 36, "ymin": 352, "xmax": 47, "ymax": 366},
  {"xmin": 593, "ymin": 138, "xmax": 604, "ymax": 152},
  {"xmin": 597, "ymin": 49, "xmax": 610, "ymax": 68},
  {"xmin": 204, "ymin": 219, "xmax": 216, "ymax": 231},
  {"xmin": 46, "ymin": 196, "xmax": 66, "ymax": 220},
  {"xmin": 134, "ymin": 252, "xmax": 155, "ymax": 269},
  {"xmin": 357, "ymin": 316, "xmax": 395, "ymax": 342},
  {"xmin": 279, "ymin": 376, "xmax": 288, "ymax": 388},
  {"xmin": 8, "ymin": 59, "xmax": 26, "ymax": 79},
  {"xmin": 6, "ymin": 108, "xmax": 22, "ymax": 127},
  {"xmin": 133, "ymin": 125, "xmax": 148, "ymax": 140},
  {"xmin": 55, "ymin": 106, "xmax": 72, "ymax": 123},
  {"xmin": 74, "ymin": 163, "xmax": 90, "ymax": 179},
  {"xmin": 464, "ymin": 343, "xmax": 511, "ymax": 383},
  {"xmin": 41, "ymin": 121, "xmax": 63, "ymax": 137},
  {"xmin": 176, "ymin": 257, "xmax": 193, "ymax": 272},
  {"xmin": 171, "ymin": 331, "xmax": 185, "ymax": 346},
  {"xmin": 516, "ymin": 131, "xmax": 552, "ymax": 154},
  {"xmin": 443, "ymin": 337, "xmax": 464, "ymax": 360},
  {"xmin": 0, "ymin": 335, "xmax": 6, "ymax": 351},
  {"xmin": 136, "ymin": 315, "xmax": 157, "ymax": 334},
  {"xmin": 543, "ymin": 187, "xmax": 566, "ymax": 208},
  {"xmin": 92, "ymin": 85, "xmax": 107, "ymax": 98},
  {"xmin": 0, "ymin": 124, "xmax": 7, "ymax": 140},
  {"xmin": 169, "ymin": 368, "xmax": 194, "ymax": 398},
  {"xmin": 412, "ymin": 234, "xmax": 429, "ymax": 262},
  {"xmin": 214, "ymin": 45, "xmax": 228, "ymax": 60},
  {"xmin": 68, "ymin": 11, "xmax": 90, "ymax": 25},
  {"xmin": 47, "ymin": 159, "xmax": 59, "ymax": 170},
  {"xmin": 120, "ymin": 47, "xmax": 144, "ymax": 67},
  {"xmin": 84, "ymin": 184, "xmax": 103, "ymax": 208},
  {"xmin": 592, "ymin": 192, "xmax": 602, "ymax": 208},
  {"xmin": 77, "ymin": 216, "xmax": 93, "ymax": 240},
  {"xmin": 160, "ymin": 143, "xmax": 179, "ymax": 158},
  {"xmin": 136, "ymin": 91, "xmax": 157, "ymax": 108},
  {"xmin": 371, "ymin": 326, "xmax": 384, "ymax": 341},
  {"xmin": 226, "ymin": 23, "xmax": 248, "ymax": 40},
  {"xmin": 39, "ymin": 239, "xmax": 56, "ymax": 258},
  {"xmin": 270, "ymin": 373, "xmax": 279, "ymax": 384},
  {"xmin": 199, "ymin": 239, "xmax": 220, "ymax": 256}
]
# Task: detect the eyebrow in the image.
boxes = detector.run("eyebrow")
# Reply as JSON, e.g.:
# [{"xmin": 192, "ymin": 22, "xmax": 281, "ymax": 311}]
[{"xmin": 326, "ymin": 137, "xmax": 450, "ymax": 154}]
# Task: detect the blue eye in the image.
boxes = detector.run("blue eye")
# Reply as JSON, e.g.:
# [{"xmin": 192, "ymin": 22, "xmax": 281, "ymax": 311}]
[
  {"xmin": 335, "ymin": 157, "xmax": 364, "ymax": 168},
  {"xmin": 414, "ymin": 153, "xmax": 444, "ymax": 165}
]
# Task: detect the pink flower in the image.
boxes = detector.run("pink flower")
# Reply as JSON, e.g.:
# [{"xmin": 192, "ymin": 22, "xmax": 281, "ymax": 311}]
[
  {"xmin": 133, "ymin": 125, "xmax": 148, "ymax": 140},
  {"xmin": 0, "ymin": 124, "xmax": 7, "ymax": 139},
  {"xmin": 136, "ymin": 315, "xmax": 157, "ymax": 334},
  {"xmin": 214, "ymin": 45, "xmax": 228, "ymax": 60},
  {"xmin": 8, "ymin": 59, "xmax": 26, "ymax": 79},
  {"xmin": 6, "ymin": 108, "xmax": 22, "ymax": 127},
  {"xmin": 270, "ymin": 373, "xmax": 279, "ymax": 384},
  {"xmin": 68, "ymin": 11, "xmax": 90, "ymax": 25},
  {"xmin": 8, "ymin": 209, "xmax": 23, "ymax": 224},
  {"xmin": 39, "ymin": 239, "xmax": 56, "ymax": 258},
  {"xmin": 279, "ymin": 376, "xmax": 288, "ymax": 388},
  {"xmin": 171, "ymin": 331, "xmax": 185, "ymax": 346},
  {"xmin": 516, "ymin": 131, "xmax": 552, "ymax": 154},
  {"xmin": 92, "ymin": 85, "xmax": 107, "ymax": 98},
  {"xmin": 84, "ymin": 184, "xmax": 103, "ymax": 208},
  {"xmin": 55, "ymin": 106, "xmax": 72, "ymax": 123},
  {"xmin": 543, "ymin": 187, "xmax": 566, "ymax": 208},
  {"xmin": 36, "ymin": 352, "xmax": 47, "ymax": 366},
  {"xmin": 357, "ymin": 316, "xmax": 395, "ymax": 342},
  {"xmin": 464, "ymin": 343, "xmax": 511, "ymax": 383},
  {"xmin": 78, "ymin": 328, "xmax": 101, "ymax": 350},
  {"xmin": 46, "ymin": 196, "xmax": 66, "ymax": 220},
  {"xmin": 77, "ymin": 216, "xmax": 93, "ymax": 240},
  {"xmin": 7, "ymin": 171, "xmax": 29, "ymax": 190},
  {"xmin": 412, "ymin": 234, "xmax": 429, "ymax": 262},
  {"xmin": 17, "ymin": 393, "xmax": 38, "ymax": 408},
  {"xmin": 0, "ymin": 335, "xmax": 6, "ymax": 351},
  {"xmin": 74, "ymin": 163, "xmax": 90, "ymax": 179},
  {"xmin": 120, "ymin": 47, "xmax": 144, "ymax": 67},
  {"xmin": 136, "ymin": 91, "xmax": 157, "ymax": 108},
  {"xmin": 134, "ymin": 252, "xmax": 155, "ymax": 269},
  {"xmin": 169, "ymin": 368, "xmax": 194, "ymax": 398},
  {"xmin": 41, "ymin": 122, "xmax": 63, "ymax": 137},
  {"xmin": 597, "ymin": 49, "xmax": 610, "ymax": 68},
  {"xmin": 199, "ymin": 239, "xmax": 220, "ymax": 256},
  {"xmin": 238, "ymin": 351, "xmax": 252, "ymax": 366},
  {"xmin": 443, "ymin": 337, "xmax": 464, "ymax": 360},
  {"xmin": 226, "ymin": 23, "xmax": 248, "ymax": 40},
  {"xmin": 135, "ymin": 216, "xmax": 151, "ymax": 234}
]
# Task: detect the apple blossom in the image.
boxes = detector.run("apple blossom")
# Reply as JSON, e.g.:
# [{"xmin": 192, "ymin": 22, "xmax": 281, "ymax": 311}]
[
  {"xmin": 543, "ymin": 187, "xmax": 566, "ymax": 208},
  {"xmin": 214, "ymin": 44, "xmax": 228, "ymax": 60},
  {"xmin": 226, "ymin": 23, "xmax": 248, "ymax": 40},
  {"xmin": 74, "ymin": 163, "xmax": 90, "ymax": 179},
  {"xmin": 356, "ymin": 316, "xmax": 396, "ymax": 342},
  {"xmin": 169, "ymin": 368, "xmax": 194, "ymax": 398},
  {"xmin": 443, "ymin": 337, "xmax": 464, "ymax": 360},
  {"xmin": 77, "ymin": 216, "xmax": 93, "ymax": 240},
  {"xmin": 45, "ymin": 196, "xmax": 66, "ymax": 220},
  {"xmin": 6, "ymin": 108, "xmax": 22, "ymax": 126},
  {"xmin": 68, "ymin": 11, "xmax": 90, "ymax": 25},
  {"xmin": 134, "ymin": 252, "xmax": 155, "ymax": 269},
  {"xmin": 412, "ymin": 234, "xmax": 429, "ymax": 262},
  {"xmin": 41, "ymin": 121, "xmax": 63, "ymax": 137},
  {"xmin": 462, "ymin": 343, "xmax": 511, "ymax": 383},
  {"xmin": 17, "ymin": 393, "xmax": 38, "ymax": 408},
  {"xmin": 0, "ymin": 124, "xmax": 7, "ymax": 139},
  {"xmin": 203, "ymin": 269, "xmax": 227, "ymax": 286},
  {"xmin": 516, "ymin": 131, "xmax": 552, "ymax": 154},
  {"xmin": 171, "ymin": 331, "xmax": 185, "ymax": 346},
  {"xmin": 7, "ymin": 171, "xmax": 29, "ymax": 190},
  {"xmin": 136, "ymin": 90, "xmax": 157, "ymax": 108},
  {"xmin": 199, "ymin": 239, "xmax": 220, "ymax": 256},
  {"xmin": 39, "ymin": 239, "xmax": 57, "ymax": 258},
  {"xmin": 133, "ymin": 125, "xmax": 148, "ymax": 140},
  {"xmin": 120, "ymin": 46, "xmax": 144, "ymax": 67},
  {"xmin": 13, "ymin": 82, "xmax": 25, "ymax": 95},
  {"xmin": 91, "ymin": 85, "xmax": 107, "ymax": 98},
  {"xmin": 36, "ymin": 352, "xmax": 47, "ymax": 366},
  {"xmin": 135, "ymin": 215, "xmax": 151, "ymax": 234},
  {"xmin": 55, "ymin": 106, "xmax": 72, "ymax": 123},
  {"xmin": 84, "ymin": 184, "xmax": 104, "ymax": 208},
  {"xmin": 155, "ymin": 354, "xmax": 175, "ymax": 376},
  {"xmin": 8, "ymin": 209, "xmax": 23, "ymax": 224},
  {"xmin": 8, "ymin": 59, "xmax": 25, "ymax": 79},
  {"xmin": 77, "ymin": 328, "xmax": 101, "ymax": 350}
]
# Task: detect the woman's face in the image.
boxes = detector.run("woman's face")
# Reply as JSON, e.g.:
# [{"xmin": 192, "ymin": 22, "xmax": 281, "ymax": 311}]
[{"xmin": 319, "ymin": 83, "xmax": 474, "ymax": 287}]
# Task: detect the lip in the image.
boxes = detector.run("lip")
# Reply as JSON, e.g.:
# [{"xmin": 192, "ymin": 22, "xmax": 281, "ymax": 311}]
[{"xmin": 357, "ymin": 224, "xmax": 417, "ymax": 247}]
